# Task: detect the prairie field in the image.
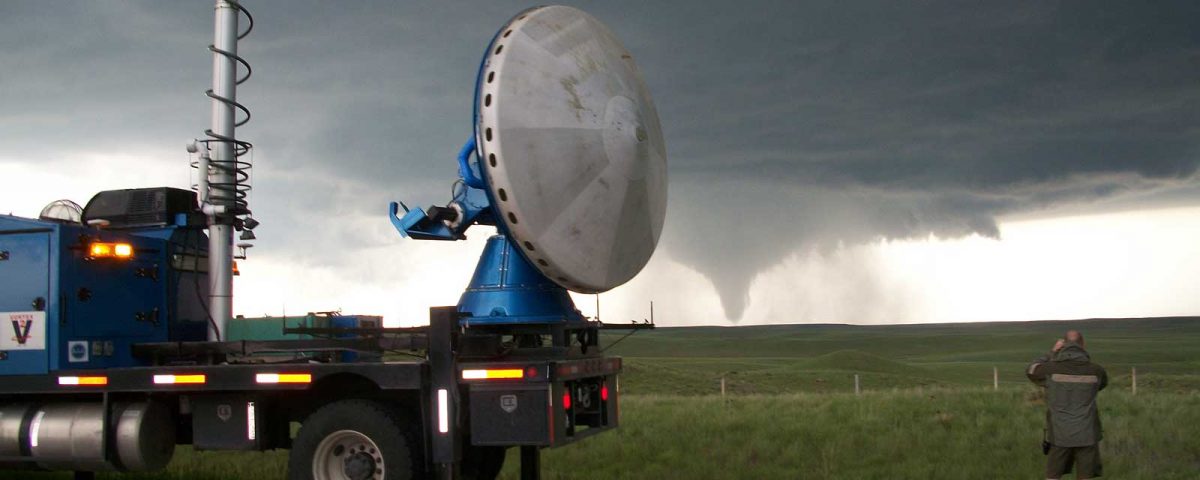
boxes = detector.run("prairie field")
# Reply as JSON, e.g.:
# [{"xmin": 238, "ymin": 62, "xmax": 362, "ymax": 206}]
[
  {"xmin": 501, "ymin": 389, "xmax": 1200, "ymax": 479},
  {"xmin": 4, "ymin": 317, "xmax": 1198, "ymax": 479}
]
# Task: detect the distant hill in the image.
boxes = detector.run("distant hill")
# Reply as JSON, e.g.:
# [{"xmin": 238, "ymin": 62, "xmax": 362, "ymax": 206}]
[
  {"xmin": 604, "ymin": 316, "xmax": 1200, "ymax": 395},
  {"xmin": 604, "ymin": 316, "xmax": 1200, "ymax": 362},
  {"xmin": 802, "ymin": 350, "xmax": 929, "ymax": 375}
]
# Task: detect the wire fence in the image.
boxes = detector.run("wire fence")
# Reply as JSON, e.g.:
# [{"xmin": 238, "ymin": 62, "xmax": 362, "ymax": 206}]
[{"xmin": 714, "ymin": 366, "xmax": 1149, "ymax": 399}]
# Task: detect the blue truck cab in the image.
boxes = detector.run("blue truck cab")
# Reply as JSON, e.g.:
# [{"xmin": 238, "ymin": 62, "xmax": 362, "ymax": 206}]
[{"xmin": 0, "ymin": 187, "xmax": 209, "ymax": 375}]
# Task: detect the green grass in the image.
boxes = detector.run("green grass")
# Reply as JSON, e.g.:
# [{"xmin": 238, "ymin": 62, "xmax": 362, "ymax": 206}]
[
  {"xmin": 605, "ymin": 316, "xmax": 1200, "ymax": 364},
  {"xmin": 3, "ymin": 317, "xmax": 1198, "ymax": 479},
  {"xmin": 500, "ymin": 389, "xmax": 1200, "ymax": 479},
  {"xmin": 609, "ymin": 316, "xmax": 1200, "ymax": 395}
]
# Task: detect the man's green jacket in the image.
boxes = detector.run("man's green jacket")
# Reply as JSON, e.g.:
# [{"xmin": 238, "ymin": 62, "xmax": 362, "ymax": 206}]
[{"xmin": 1026, "ymin": 343, "xmax": 1108, "ymax": 447}]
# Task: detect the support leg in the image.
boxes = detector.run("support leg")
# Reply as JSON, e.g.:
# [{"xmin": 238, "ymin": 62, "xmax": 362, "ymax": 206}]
[
  {"xmin": 520, "ymin": 446, "xmax": 541, "ymax": 480},
  {"xmin": 429, "ymin": 306, "xmax": 460, "ymax": 479}
]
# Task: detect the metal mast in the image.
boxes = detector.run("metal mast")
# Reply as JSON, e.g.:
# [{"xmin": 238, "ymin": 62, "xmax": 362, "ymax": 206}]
[
  {"xmin": 198, "ymin": 0, "xmax": 254, "ymax": 341},
  {"xmin": 207, "ymin": 1, "xmax": 238, "ymax": 341}
]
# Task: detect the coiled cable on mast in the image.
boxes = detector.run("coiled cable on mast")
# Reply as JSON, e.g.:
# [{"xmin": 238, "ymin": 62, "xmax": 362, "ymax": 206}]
[{"xmin": 200, "ymin": 1, "xmax": 254, "ymax": 217}]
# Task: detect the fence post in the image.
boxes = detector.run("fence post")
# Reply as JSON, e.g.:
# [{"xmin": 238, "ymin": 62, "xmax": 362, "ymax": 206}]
[
  {"xmin": 854, "ymin": 374, "xmax": 861, "ymax": 396},
  {"xmin": 720, "ymin": 376, "xmax": 726, "ymax": 400},
  {"xmin": 1131, "ymin": 367, "xmax": 1137, "ymax": 396},
  {"xmin": 993, "ymin": 366, "xmax": 999, "ymax": 391}
]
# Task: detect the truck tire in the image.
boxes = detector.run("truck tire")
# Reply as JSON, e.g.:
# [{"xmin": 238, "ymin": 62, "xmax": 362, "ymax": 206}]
[
  {"xmin": 288, "ymin": 400, "xmax": 420, "ymax": 480},
  {"xmin": 459, "ymin": 444, "xmax": 506, "ymax": 480}
]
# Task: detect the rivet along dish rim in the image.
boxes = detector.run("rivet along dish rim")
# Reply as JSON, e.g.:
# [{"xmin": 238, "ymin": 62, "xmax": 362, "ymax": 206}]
[{"xmin": 474, "ymin": 5, "xmax": 668, "ymax": 294}]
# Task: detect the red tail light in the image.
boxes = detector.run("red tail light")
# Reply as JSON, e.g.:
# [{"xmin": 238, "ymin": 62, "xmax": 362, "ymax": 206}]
[
  {"xmin": 601, "ymin": 384, "xmax": 609, "ymax": 401},
  {"xmin": 562, "ymin": 391, "xmax": 572, "ymax": 410}
]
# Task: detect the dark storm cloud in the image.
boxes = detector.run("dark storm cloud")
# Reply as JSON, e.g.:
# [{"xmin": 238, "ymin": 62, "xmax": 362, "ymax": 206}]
[
  {"xmin": 1, "ymin": 1, "xmax": 1197, "ymax": 320},
  {"xmin": 624, "ymin": 0, "xmax": 1200, "ymax": 188},
  {"xmin": 620, "ymin": 0, "xmax": 1200, "ymax": 319}
]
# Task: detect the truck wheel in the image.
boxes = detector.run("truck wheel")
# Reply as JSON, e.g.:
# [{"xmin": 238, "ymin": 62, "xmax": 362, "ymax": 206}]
[
  {"xmin": 289, "ymin": 400, "xmax": 419, "ymax": 480},
  {"xmin": 459, "ymin": 444, "xmax": 506, "ymax": 480}
]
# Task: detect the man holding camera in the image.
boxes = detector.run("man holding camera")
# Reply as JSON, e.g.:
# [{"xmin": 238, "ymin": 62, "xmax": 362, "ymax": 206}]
[{"xmin": 1026, "ymin": 330, "xmax": 1108, "ymax": 479}]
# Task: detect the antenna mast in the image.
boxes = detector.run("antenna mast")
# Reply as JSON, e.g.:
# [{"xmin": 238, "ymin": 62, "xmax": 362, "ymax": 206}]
[{"xmin": 191, "ymin": 0, "xmax": 255, "ymax": 341}]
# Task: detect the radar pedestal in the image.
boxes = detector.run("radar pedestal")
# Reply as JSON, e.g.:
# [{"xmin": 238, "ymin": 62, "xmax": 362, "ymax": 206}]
[{"xmin": 458, "ymin": 235, "xmax": 583, "ymax": 325}]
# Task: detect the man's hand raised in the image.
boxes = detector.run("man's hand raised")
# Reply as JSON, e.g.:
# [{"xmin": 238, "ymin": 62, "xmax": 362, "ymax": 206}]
[{"xmin": 1052, "ymin": 338, "xmax": 1065, "ymax": 352}]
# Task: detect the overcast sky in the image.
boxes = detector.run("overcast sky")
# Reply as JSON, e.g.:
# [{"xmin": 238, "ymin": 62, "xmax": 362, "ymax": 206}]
[{"xmin": 2, "ymin": 1, "xmax": 1198, "ymax": 326}]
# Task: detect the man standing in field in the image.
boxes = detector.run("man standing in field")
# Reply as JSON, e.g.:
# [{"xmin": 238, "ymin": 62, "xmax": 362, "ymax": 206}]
[{"xmin": 1026, "ymin": 330, "xmax": 1108, "ymax": 479}]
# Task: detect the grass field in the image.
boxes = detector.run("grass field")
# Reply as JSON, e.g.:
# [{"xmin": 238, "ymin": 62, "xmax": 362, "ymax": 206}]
[
  {"xmin": 4, "ymin": 316, "xmax": 1198, "ymax": 479},
  {"xmin": 608, "ymin": 316, "xmax": 1200, "ymax": 395},
  {"xmin": 499, "ymin": 390, "xmax": 1200, "ymax": 479}
]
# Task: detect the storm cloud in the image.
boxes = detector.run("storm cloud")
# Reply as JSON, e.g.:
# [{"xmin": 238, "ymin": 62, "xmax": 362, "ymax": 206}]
[
  {"xmin": 1, "ymin": 1, "xmax": 1197, "ymax": 322},
  {"xmin": 637, "ymin": 0, "xmax": 1200, "ymax": 318}
]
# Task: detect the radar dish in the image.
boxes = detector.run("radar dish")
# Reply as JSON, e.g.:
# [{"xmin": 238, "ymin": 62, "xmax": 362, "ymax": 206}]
[
  {"xmin": 476, "ymin": 5, "xmax": 667, "ymax": 294},
  {"xmin": 38, "ymin": 199, "xmax": 83, "ymax": 224}
]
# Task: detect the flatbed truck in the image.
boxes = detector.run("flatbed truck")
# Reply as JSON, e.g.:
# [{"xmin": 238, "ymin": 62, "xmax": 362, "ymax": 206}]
[{"xmin": 0, "ymin": 197, "xmax": 632, "ymax": 479}]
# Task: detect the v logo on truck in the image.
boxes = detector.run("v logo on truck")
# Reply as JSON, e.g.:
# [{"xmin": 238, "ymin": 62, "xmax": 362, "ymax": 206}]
[
  {"xmin": 500, "ymin": 395, "xmax": 518, "ymax": 413},
  {"xmin": 11, "ymin": 318, "xmax": 33, "ymax": 345},
  {"xmin": 1, "ymin": 312, "xmax": 45, "ymax": 350}
]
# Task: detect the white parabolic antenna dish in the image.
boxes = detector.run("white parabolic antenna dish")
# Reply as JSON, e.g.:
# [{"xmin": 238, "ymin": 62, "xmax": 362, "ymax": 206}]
[{"xmin": 476, "ymin": 5, "xmax": 667, "ymax": 294}]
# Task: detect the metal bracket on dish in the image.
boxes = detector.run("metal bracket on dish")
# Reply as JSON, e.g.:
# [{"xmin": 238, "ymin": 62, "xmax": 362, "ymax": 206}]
[
  {"xmin": 389, "ymin": 134, "xmax": 498, "ymax": 241},
  {"xmin": 389, "ymin": 202, "xmax": 456, "ymax": 240},
  {"xmin": 388, "ymin": 162, "xmax": 495, "ymax": 241}
]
